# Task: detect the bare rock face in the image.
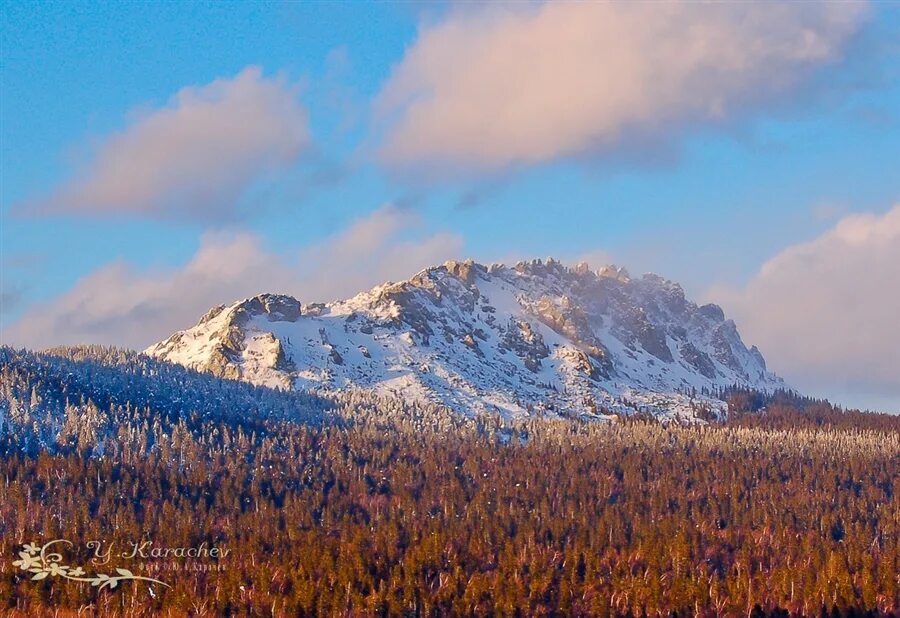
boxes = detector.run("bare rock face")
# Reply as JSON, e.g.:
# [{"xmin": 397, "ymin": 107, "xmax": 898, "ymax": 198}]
[
  {"xmin": 749, "ymin": 346, "xmax": 767, "ymax": 371},
  {"xmin": 146, "ymin": 259, "xmax": 785, "ymax": 419},
  {"xmin": 529, "ymin": 297, "xmax": 613, "ymax": 377},
  {"xmin": 679, "ymin": 342, "xmax": 717, "ymax": 380},
  {"xmin": 461, "ymin": 333, "xmax": 480, "ymax": 352},
  {"xmin": 500, "ymin": 319, "xmax": 550, "ymax": 373},
  {"xmin": 230, "ymin": 295, "xmax": 299, "ymax": 327},
  {"xmin": 610, "ymin": 302, "xmax": 673, "ymax": 363},
  {"xmin": 443, "ymin": 259, "xmax": 481, "ymax": 285},
  {"xmin": 260, "ymin": 296, "xmax": 302, "ymax": 322},
  {"xmin": 206, "ymin": 344, "xmax": 243, "ymax": 381},
  {"xmin": 699, "ymin": 303, "xmax": 726, "ymax": 323},
  {"xmin": 198, "ymin": 304, "xmax": 228, "ymax": 325},
  {"xmin": 559, "ymin": 347, "xmax": 606, "ymax": 382},
  {"xmin": 709, "ymin": 321, "xmax": 747, "ymax": 379}
]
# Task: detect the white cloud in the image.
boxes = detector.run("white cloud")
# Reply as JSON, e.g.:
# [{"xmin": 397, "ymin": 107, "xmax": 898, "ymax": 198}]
[
  {"xmin": 22, "ymin": 67, "xmax": 310, "ymax": 220},
  {"xmin": 375, "ymin": 2, "xmax": 867, "ymax": 174},
  {"xmin": 293, "ymin": 204, "xmax": 463, "ymax": 301},
  {"xmin": 1, "ymin": 206, "xmax": 463, "ymax": 349},
  {"xmin": 716, "ymin": 205, "xmax": 900, "ymax": 411}
]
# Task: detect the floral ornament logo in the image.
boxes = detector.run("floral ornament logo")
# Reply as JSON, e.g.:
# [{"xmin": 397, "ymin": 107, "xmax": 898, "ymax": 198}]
[{"xmin": 12, "ymin": 540, "xmax": 170, "ymax": 592}]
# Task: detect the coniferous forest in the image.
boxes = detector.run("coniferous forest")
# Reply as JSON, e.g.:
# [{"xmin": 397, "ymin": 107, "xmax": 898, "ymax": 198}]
[
  {"xmin": 7, "ymin": 0, "xmax": 900, "ymax": 615},
  {"xmin": 0, "ymin": 347, "xmax": 898, "ymax": 616}
]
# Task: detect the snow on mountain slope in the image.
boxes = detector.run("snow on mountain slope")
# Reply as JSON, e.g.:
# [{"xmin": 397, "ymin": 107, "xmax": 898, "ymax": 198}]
[{"xmin": 145, "ymin": 259, "xmax": 786, "ymax": 422}]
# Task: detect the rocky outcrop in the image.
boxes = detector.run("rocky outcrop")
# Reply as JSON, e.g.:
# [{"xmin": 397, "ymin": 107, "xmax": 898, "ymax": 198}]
[
  {"xmin": 500, "ymin": 319, "xmax": 550, "ymax": 372},
  {"xmin": 679, "ymin": 342, "xmax": 717, "ymax": 380},
  {"xmin": 146, "ymin": 258, "xmax": 785, "ymax": 419}
]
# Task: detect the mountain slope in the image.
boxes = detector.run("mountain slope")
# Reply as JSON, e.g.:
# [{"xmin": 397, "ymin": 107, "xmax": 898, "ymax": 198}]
[
  {"xmin": 146, "ymin": 259, "xmax": 785, "ymax": 421},
  {"xmin": 0, "ymin": 345, "xmax": 328, "ymax": 454},
  {"xmin": 0, "ymin": 345, "xmax": 479, "ymax": 454}
]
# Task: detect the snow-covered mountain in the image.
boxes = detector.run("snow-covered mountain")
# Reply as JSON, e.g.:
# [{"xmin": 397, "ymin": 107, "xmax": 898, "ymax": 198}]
[{"xmin": 146, "ymin": 259, "xmax": 785, "ymax": 421}]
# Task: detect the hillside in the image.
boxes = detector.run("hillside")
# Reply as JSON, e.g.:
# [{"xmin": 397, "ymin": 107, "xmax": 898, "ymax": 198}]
[{"xmin": 147, "ymin": 259, "xmax": 785, "ymax": 422}]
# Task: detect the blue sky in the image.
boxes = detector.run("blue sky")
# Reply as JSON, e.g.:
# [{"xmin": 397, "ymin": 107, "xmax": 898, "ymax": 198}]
[{"xmin": 2, "ymin": 2, "xmax": 899, "ymax": 411}]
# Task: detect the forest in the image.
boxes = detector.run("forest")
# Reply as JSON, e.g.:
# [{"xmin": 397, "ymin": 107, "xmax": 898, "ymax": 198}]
[{"xmin": 0, "ymin": 347, "xmax": 898, "ymax": 616}]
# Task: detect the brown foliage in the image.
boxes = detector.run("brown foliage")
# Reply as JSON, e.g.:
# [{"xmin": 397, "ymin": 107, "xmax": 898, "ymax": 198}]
[{"xmin": 1, "ymin": 417, "xmax": 898, "ymax": 616}]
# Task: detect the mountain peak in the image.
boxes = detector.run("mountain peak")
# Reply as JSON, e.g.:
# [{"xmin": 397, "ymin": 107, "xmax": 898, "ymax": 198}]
[{"xmin": 146, "ymin": 258, "xmax": 784, "ymax": 421}]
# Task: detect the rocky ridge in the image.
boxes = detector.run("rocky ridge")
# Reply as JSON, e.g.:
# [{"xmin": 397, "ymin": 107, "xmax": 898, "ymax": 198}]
[{"xmin": 146, "ymin": 259, "xmax": 785, "ymax": 422}]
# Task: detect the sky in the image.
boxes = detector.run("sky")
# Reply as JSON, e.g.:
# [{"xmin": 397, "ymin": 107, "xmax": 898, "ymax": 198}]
[{"xmin": 1, "ymin": 1, "xmax": 898, "ymax": 412}]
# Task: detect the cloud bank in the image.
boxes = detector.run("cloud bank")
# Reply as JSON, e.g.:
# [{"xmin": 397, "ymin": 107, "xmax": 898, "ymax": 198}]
[
  {"xmin": 375, "ymin": 2, "xmax": 867, "ymax": 174},
  {"xmin": 22, "ymin": 67, "xmax": 310, "ymax": 221},
  {"xmin": 1, "ymin": 206, "xmax": 462, "ymax": 350},
  {"xmin": 718, "ymin": 205, "xmax": 900, "ymax": 411}
]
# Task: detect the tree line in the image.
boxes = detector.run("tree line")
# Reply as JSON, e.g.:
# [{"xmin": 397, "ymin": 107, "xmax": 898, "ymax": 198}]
[{"xmin": 0, "ymin": 346, "xmax": 897, "ymax": 616}]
